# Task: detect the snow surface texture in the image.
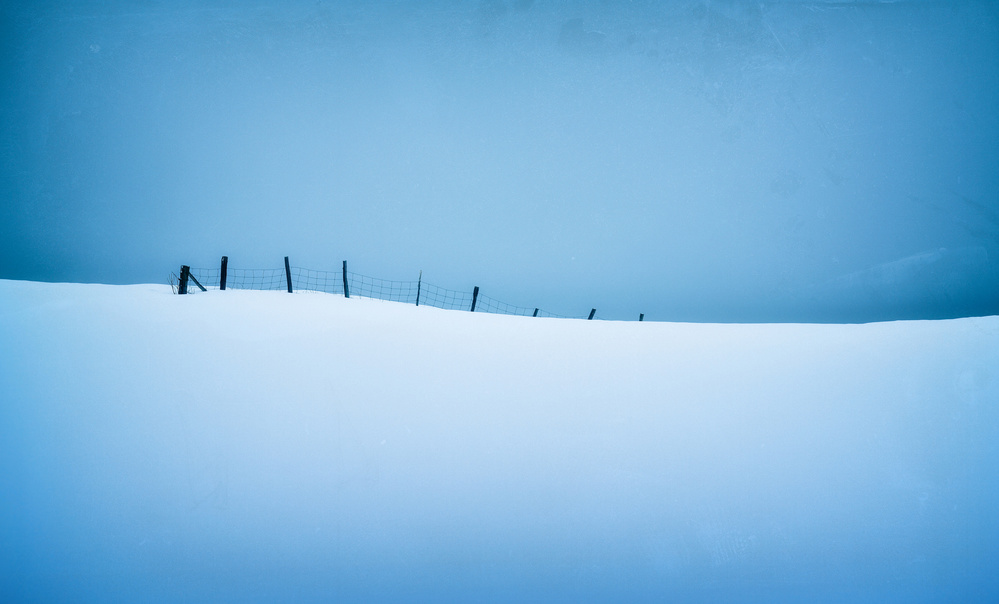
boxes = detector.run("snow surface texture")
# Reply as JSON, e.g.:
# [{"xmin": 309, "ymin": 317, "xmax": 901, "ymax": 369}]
[{"xmin": 1, "ymin": 280, "xmax": 997, "ymax": 602}]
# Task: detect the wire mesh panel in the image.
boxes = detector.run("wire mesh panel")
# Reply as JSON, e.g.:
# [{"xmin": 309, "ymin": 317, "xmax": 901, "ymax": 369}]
[
  {"xmin": 292, "ymin": 267, "xmax": 344, "ymax": 295},
  {"xmin": 347, "ymin": 272, "xmax": 419, "ymax": 303},
  {"xmin": 535, "ymin": 308, "xmax": 590, "ymax": 320},
  {"xmin": 188, "ymin": 267, "xmax": 220, "ymax": 291},
  {"xmin": 224, "ymin": 268, "xmax": 287, "ymax": 291},
  {"xmin": 419, "ymin": 282, "xmax": 476, "ymax": 311},
  {"xmin": 474, "ymin": 294, "xmax": 538, "ymax": 317}
]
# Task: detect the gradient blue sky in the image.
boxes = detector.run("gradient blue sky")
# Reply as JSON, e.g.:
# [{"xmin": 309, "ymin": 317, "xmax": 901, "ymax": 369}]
[{"xmin": 2, "ymin": 0, "xmax": 997, "ymax": 321}]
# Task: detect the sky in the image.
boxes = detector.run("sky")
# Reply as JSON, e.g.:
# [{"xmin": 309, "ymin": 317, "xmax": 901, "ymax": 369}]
[
  {"xmin": 2, "ymin": 280, "xmax": 997, "ymax": 601},
  {"xmin": 1, "ymin": 0, "xmax": 997, "ymax": 322}
]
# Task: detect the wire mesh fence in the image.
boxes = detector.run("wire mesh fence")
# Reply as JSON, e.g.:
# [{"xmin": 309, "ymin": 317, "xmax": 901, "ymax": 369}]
[
  {"xmin": 187, "ymin": 267, "xmax": 219, "ymax": 290},
  {"xmin": 473, "ymin": 293, "xmax": 590, "ymax": 319},
  {"xmin": 293, "ymin": 268, "xmax": 344, "ymax": 295},
  {"xmin": 176, "ymin": 258, "xmax": 612, "ymax": 320},
  {"xmin": 418, "ymin": 282, "xmax": 475, "ymax": 312},
  {"xmin": 183, "ymin": 267, "xmax": 287, "ymax": 292},
  {"xmin": 347, "ymin": 272, "xmax": 419, "ymax": 304},
  {"xmin": 228, "ymin": 268, "xmax": 287, "ymax": 291}
]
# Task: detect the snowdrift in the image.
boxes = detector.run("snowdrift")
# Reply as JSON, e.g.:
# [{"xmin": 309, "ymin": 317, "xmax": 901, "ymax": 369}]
[{"xmin": 1, "ymin": 280, "xmax": 997, "ymax": 602}]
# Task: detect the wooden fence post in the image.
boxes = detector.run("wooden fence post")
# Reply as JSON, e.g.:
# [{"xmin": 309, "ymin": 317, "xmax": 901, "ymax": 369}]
[
  {"xmin": 178, "ymin": 265, "xmax": 190, "ymax": 295},
  {"xmin": 415, "ymin": 270, "xmax": 422, "ymax": 306},
  {"xmin": 284, "ymin": 256, "xmax": 293, "ymax": 293},
  {"xmin": 470, "ymin": 286, "xmax": 479, "ymax": 312},
  {"xmin": 220, "ymin": 256, "xmax": 228, "ymax": 291},
  {"xmin": 533, "ymin": 308, "xmax": 539, "ymax": 317},
  {"xmin": 639, "ymin": 313, "xmax": 644, "ymax": 321},
  {"xmin": 588, "ymin": 308, "xmax": 596, "ymax": 320},
  {"xmin": 342, "ymin": 260, "xmax": 349, "ymax": 298}
]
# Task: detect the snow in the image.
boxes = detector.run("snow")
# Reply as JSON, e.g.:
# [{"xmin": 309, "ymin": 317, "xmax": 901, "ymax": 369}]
[{"xmin": 1, "ymin": 279, "xmax": 997, "ymax": 602}]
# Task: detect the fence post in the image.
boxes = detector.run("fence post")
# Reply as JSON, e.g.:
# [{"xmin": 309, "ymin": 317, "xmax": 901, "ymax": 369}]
[
  {"xmin": 342, "ymin": 261, "xmax": 350, "ymax": 298},
  {"xmin": 284, "ymin": 256, "xmax": 293, "ymax": 293},
  {"xmin": 178, "ymin": 265, "xmax": 190, "ymax": 295},
  {"xmin": 415, "ymin": 270, "xmax": 422, "ymax": 306},
  {"xmin": 639, "ymin": 313, "xmax": 644, "ymax": 321},
  {"xmin": 220, "ymin": 256, "xmax": 228, "ymax": 291},
  {"xmin": 533, "ymin": 308, "xmax": 539, "ymax": 317},
  {"xmin": 470, "ymin": 286, "xmax": 479, "ymax": 312},
  {"xmin": 588, "ymin": 308, "xmax": 596, "ymax": 320},
  {"xmin": 189, "ymin": 272, "xmax": 207, "ymax": 292}
]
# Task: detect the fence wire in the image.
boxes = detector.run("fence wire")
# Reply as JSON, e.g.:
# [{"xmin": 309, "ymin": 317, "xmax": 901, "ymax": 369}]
[
  {"xmin": 474, "ymin": 293, "xmax": 589, "ymax": 319},
  {"xmin": 179, "ymin": 262, "xmax": 594, "ymax": 319},
  {"xmin": 293, "ymin": 267, "xmax": 343, "ymax": 295},
  {"xmin": 474, "ymin": 294, "xmax": 537, "ymax": 317},
  {"xmin": 418, "ymin": 282, "xmax": 476, "ymax": 311},
  {"xmin": 347, "ymin": 272, "xmax": 419, "ymax": 303},
  {"xmin": 187, "ymin": 268, "xmax": 219, "ymax": 290},
  {"xmin": 227, "ymin": 268, "xmax": 286, "ymax": 291}
]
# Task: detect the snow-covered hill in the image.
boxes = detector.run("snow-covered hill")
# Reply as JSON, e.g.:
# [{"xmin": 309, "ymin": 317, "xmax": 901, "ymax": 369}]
[{"xmin": 1, "ymin": 280, "xmax": 996, "ymax": 602}]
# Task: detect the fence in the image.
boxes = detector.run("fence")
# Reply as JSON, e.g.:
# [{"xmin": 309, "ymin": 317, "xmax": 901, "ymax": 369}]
[{"xmin": 174, "ymin": 256, "xmax": 643, "ymax": 321}]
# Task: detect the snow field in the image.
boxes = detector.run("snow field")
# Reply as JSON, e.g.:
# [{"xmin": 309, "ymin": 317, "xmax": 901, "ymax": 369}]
[{"xmin": 1, "ymin": 279, "xmax": 997, "ymax": 602}]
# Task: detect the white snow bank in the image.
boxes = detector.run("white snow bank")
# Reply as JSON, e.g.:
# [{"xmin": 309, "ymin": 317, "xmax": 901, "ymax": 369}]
[{"xmin": 1, "ymin": 280, "xmax": 997, "ymax": 602}]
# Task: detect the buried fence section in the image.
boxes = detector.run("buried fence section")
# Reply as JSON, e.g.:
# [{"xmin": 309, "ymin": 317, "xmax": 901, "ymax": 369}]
[
  {"xmin": 534, "ymin": 308, "xmax": 587, "ymax": 319},
  {"xmin": 474, "ymin": 293, "xmax": 545, "ymax": 318},
  {"xmin": 176, "ymin": 256, "xmax": 617, "ymax": 321},
  {"xmin": 473, "ymin": 292, "xmax": 589, "ymax": 320}
]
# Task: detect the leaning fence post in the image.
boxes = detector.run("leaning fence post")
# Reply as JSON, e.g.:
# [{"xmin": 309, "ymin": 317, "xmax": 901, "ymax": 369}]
[
  {"xmin": 415, "ymin": 270, "xmax": 422, "ymax": 306},
  {"xmin": 220, "ymin": 256, "xmax": 228, "ymax": 291},
  {"xmin": 588, "ymin": 308, "xmax": 596, "ymax": 320},
  {"xmin": 188, "ymin": 272, "xmax": 207, "ymax": 292},
  {"xmin": 178, "ymin": 265, "xmax": 190, "ymax": 295},
  {"xmin": 284, "ymin": 256, "xmax": 293, "ymax": 293},
  {"xmin": 639, "ymin": 313, "xmax": 644, "ymax": 321},
  {"xmin": 470, "ymin": 286, "xmax": 479, "ymax": 312},
  {"xmin": 533, "ymin": 308, "xmax": 539, "ymax": 317},
  {"xmin": 342, "ymin": 260, "xmax": 349, "ymax": 298}
]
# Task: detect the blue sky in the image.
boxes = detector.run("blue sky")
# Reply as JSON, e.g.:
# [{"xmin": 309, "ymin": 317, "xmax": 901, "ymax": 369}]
[{"xmin": 2, "ymin": 0, "xmax": 997, "ymax": 321}]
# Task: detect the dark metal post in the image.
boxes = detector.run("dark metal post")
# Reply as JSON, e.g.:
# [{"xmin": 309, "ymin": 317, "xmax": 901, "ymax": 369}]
[
  {"xmin": 220, "ymin": 256, "xmax": 228, "ymax": 291},
  {"xmin": 470, "ymin": 286, "xmax": 479, "ymax": 312},
  {"xmin": 587, "ymin": 308, "xmax": 596, "ymax": 320},
  {"xmin": 178, "ymin": 265, "xmax": 190, "ymax": 295},
  {"xmin": 284, "ymin": 256, "xmax": 293, "ymax": 293},
  {"xmin": 533, "ymin": 308, "xmax": 539, "ymax": 317},
  {"xmin": 415, "ymin": 270, "xmax": 422, "ymax": 306},
  {"xmin": 342, "ymin": 260, "xmax": 349, "ymax": 298}
]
